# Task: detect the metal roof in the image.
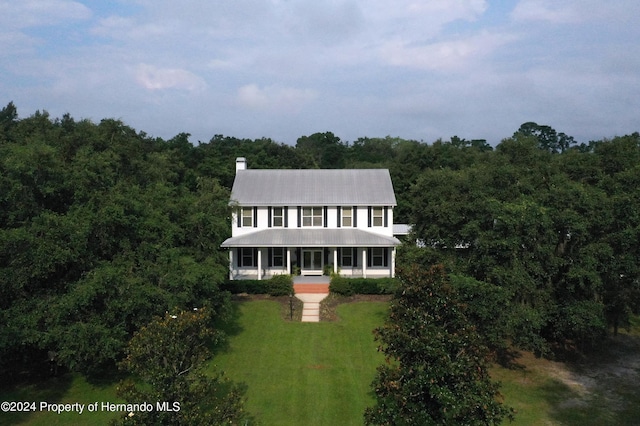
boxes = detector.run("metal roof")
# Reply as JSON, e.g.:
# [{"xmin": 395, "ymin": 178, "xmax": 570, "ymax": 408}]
[
  {"xmin": 230, "ymin": 169, "xmax": 397, "ymax": 206},
  {"xmin": 393, "ymin": 224, "xmax": 412, "ymax": 235},
  {"xmin": 220, "ymin": 228, "xmax": 401, "ymax": 248}
]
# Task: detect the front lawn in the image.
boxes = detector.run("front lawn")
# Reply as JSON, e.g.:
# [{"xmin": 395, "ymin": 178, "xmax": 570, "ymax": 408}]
[
  {"xmin": 4, "ymin": 298, "xmax": 638, "ymax": 425},
  {"xmin": 210, "ymin": 300, "xmax": 388, "ymax": 426}
]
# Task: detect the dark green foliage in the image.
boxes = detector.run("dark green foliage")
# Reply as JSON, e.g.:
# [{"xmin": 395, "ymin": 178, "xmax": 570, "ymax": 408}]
[
  {"xmin": 221, "ymin": 275, "xmax": 294, "ymax": 296},
  {"xmin": 330, "ymin": 276, "xmax": 400, "ymax": 295},
  {"xmin": 0, "ymin": 109, "xmax": 233, "ymax": 380},
  {"xmin": 409, "ymin": 131, "xmax": 640, "ymax": 357},
  {"xmin": 113, "ymin": 308, "xmax": 248, "ymax": 425},
  {"xmin": 221, "ymin": 279, "xmax": 271, "ymax": 295},
  {"xmin": 515, "ymin": 121, "xmax": 576, "ymax": 153},
  {"xmin": 550, "ymin": 301, "xmax": 607, "ymax": 352},
  {"xmin": 449, "ymin": 274, "xmax": 512, "ymax": 359},
  {"xmin": 1, "ymin": 103, "xmax": 638, "ymax": 381},
  {"xmin": 267, "ymin": 274, "xmax": 294, "ymax": 296},
  {"xmin": 364, "ymin": 265, "xmax": 512, "ymax": 425},
  {"xmin": 296, "ymin": 131, "xmax": 347, "ymax": 168}
]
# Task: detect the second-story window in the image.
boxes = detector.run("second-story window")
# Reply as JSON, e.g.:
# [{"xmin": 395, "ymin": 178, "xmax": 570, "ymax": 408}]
[
  {"xmin": 272, "ymin": 207, "xmax": 283, "ymax": 227},
  {"xmin": 241, "ymin": 207, "xmax": 253, "ymax": 227},
  {"xmin": 302, "ymin": 207, "xmax": 323, "ymax": 227},
  {"xmin": 341, "ymin": 207, "xmax": 352, "ymax": 227},
  {"xmin": 372, "ymin": 207, "xmax": 383, "ymax": 226}
]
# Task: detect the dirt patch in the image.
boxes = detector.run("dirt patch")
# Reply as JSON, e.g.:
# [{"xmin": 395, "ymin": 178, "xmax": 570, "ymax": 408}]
[{"xmin": 543, "ymin": 333, "xmax": 640, "ymax": 416}]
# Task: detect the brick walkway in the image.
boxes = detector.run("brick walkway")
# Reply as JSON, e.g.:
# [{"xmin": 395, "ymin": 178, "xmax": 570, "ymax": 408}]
[{"xmin": 293, "ymin": 283, "xmax": 330, "ymax": 294}]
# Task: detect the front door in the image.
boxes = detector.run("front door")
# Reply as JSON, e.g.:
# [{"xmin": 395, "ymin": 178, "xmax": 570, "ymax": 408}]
[{"xmin": 302, "ymin": 249, "xmax": 323, "ymax": 275}]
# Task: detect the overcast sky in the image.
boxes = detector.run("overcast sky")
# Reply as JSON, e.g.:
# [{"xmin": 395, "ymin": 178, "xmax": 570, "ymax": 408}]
[{"xmin": 1, "ymin": 1, "xmax": 639, "ymax": 145}]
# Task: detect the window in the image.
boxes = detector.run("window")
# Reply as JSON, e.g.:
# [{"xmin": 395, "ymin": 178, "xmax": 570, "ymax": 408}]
[
  {"xmin": 338, "ymin": 248, "xmax": 358, "ymax": 267},
  {"xmin": 341, "ymin": 207, "xmax": 352, "ymax": 227},
  {"xmin": 369, "ymin": 248, "xmax": 386, "ymax": 267},
  {"xmin": 302, "ymin": 207, "xmax": 323, "ymax": 227},
  {"xmin": 372, "ymin": 207, "xmax": 383, "ymax": 227},
  {"xmin": 238, "ymin": 248, "xmax": 256, "ymax": 267},
  {"xmin": 341, "ymin": 248, "xmax": 353, "ymax": 267},
  {"xmin": 272, "ymin": 207, "xmax": 283, "ymax": 227},
  {"xmin": 270, "ymin": 247, "xmax": 284, "ymax": 267},
  {"xmin": 241, "ymin": 207, "xmax": 253, "ymax": 227}
]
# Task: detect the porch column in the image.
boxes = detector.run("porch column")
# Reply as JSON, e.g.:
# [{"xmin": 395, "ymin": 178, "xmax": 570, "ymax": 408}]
[
  {"xmin": 229, "ymin": 249, "xmax": 234, "ymax": 280},
  {"xmin": 286, "ymin": 248, "xmax": 291, "ymax": 275},
  {"xmin": 257, "ymin": 248, "xmax": 262, "ymax": 280},
  {"xmin": 333, "ymin": 248, "xmax": 338, "ymax": 275},
  {"xmin": 391, "ymin": 247, "xmax": 396, "ymax": 278},
  {"xmin": 362, "ymin": 248, "xmax": 367, "ymax": 278}
]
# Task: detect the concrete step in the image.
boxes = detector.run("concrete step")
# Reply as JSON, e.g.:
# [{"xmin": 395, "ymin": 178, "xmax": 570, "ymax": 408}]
[{"xmin": 296, "ymin": 294, "xmax": 328, "ymax": 322}]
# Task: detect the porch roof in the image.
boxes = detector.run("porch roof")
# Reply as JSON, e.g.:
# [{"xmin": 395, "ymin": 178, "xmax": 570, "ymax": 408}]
[{"xmin": 220, "ymin": 228, "xmax": 401, "ymax": 248}]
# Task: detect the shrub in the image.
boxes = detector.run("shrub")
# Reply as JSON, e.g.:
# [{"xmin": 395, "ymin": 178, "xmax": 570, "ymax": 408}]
[
  {"xmin": 221, "ymin": 279, "xmax": 268, "ymax": 295},
  {"xmin": 222, "ymin": 275, "xmax": 293, "ymax": 296},
  {"xmin": 329, "ymin": 276, "xmax": 354, "ymax": 296},
  {"xmin": 268, "ymin": 274, "xmax": 294, "ymax": 296},
  {"xmin": 330, "ymin": 276, "xmax": 400, "ymax": 295}
]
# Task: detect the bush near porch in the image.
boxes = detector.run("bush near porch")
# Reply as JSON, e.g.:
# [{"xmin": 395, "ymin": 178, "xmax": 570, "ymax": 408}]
[
  {"xmin": 221, "ymin": 275, "xmax": 294, "ymax": 296},
  {"xmin": 329, "ymin": 276, "xmax": 400, "ymax": 296}
]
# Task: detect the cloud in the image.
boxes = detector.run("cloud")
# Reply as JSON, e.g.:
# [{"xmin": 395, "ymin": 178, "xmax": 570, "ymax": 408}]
[
  {"xmin": 380, "ymin": 31, "xmax": 513, "ymax": 71},
  {"xmin": 0, "ymin": 0, "xmax": 91, "ymax": 29},
  {"xmin": 511, "ymin": 0, "xmax": 582, "ymax": 23},
  {"xmin": 285, "ymin": 1, "xmax": 365, "ymax": 45},
  {"xmin": 2, "ymin": 0, "xmax": 639, "ymax": 146},
  {"xmin": 511, "ymin": 0, "xmax": 640, "ymax": 25},
  {"xmin": 237, "ymin": 84, "xmax": 318, "ymax": 111},
  {"xmin": 135, "ymin": 64, "xmax": 207, "ymax": 92},
  {"xmin": 0, "ymin": 31, "xmax": 38, "ymax": 55}
]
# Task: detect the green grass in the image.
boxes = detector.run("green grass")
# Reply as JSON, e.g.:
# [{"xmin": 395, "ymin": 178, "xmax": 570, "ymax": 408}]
[
  {"xmin": 210, "ymin": 300, "xmax": 388, "ymax": 426},
  {"xmin": 4, "ymin": 303, "xmax": 639, "ymax": 425},
  {"xmin": 0, "ymin": 374, "xmax": 121, "ymax": 425}
]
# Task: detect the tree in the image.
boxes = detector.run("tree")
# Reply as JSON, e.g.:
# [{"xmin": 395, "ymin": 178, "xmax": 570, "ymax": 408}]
[
  {"xmin": 0, "ymin": 101, "xmax": 18, "ymax": 136},
  {"xmin": 0, "ymin": 107, "xmax": 234, "ymax": 380},
  {"xmin": 295, "ymin": 131, "xmax": 346, "ymax": 168},
  {"xmin": 364, "ymin": 265, "xmax": 511, "ymax": 425},
  {"xmin": 514, "ymin": 122, "xmax": 576, "ymax": 153},
  {"xmin": 114, "ymin": 308, "xmax": 248, "ymax": 425}
]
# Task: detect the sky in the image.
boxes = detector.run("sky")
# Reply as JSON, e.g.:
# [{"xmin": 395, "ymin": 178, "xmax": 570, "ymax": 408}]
[{"xmin": 1, "ymin": 0, "xmax": 639, "ymax": 146}]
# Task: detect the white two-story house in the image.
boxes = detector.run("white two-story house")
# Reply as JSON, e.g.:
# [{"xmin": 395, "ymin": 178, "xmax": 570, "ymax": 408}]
[{"xmin": 221, "ymin": 158, "xmax": 401, "ymax": 280}]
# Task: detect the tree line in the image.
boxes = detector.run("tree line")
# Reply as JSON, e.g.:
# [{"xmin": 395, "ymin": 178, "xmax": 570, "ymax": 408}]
[{"xmin": 1, "ymin": 102, "xmax": 639, "ymax": 422}]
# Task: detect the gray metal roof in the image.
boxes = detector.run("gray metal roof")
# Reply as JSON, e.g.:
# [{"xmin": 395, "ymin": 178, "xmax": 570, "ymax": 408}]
[
  {"xmin": 220, "ymin": 229, "xmax": 401, "ymax": 248},
  {"xmin": 230, "ymin": 169, "xmax": 397, "ymax": 206},
  {"xmin": 393, "ymin": 224, "xmax": 412, "ymax": 235}
]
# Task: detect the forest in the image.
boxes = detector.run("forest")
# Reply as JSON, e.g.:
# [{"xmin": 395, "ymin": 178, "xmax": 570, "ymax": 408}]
[{"xmin": 1, "ymin": 101, "xmax": 639, "ymax": 390}]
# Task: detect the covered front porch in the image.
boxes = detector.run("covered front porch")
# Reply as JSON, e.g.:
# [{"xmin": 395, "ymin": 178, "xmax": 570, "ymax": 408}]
[
  {"xmin": 226, "ymin": 246, "xmax": 396, "ymax": 280},
  {"xmin": 220, "ymin": 228, "xmax": 401, "ymax": 281}
]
